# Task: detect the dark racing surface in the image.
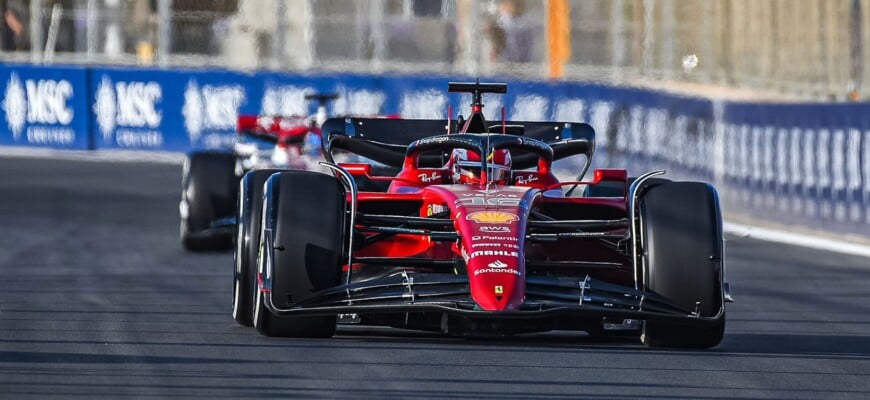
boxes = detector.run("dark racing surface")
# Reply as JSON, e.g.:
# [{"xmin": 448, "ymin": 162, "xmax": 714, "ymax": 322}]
[{"xmin": 1, "ymin": 156, "xmax": 869, "ymax": 399}]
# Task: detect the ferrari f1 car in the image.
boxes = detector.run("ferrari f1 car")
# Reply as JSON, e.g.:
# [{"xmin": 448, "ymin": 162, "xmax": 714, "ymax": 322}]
[
  {"xmin": 233, "ymin": 82, "xmax": 732, "ymax": 348},
  {"xmin": 179, "ymin": 93, "xmax": 337, "ymax": 251}
]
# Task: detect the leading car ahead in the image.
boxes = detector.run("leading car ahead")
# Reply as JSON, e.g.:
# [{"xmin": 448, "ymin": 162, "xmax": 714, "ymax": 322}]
[
  {"xmin": 233, "ymin": 82, "xmax": 732, "ymax": 348},
  {"xmin": 179, "ymin": 93, "xmax": 337, "ymax": 252}
]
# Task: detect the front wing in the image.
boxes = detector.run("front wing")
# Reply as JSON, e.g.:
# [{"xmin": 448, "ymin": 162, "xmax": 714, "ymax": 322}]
[{"xmin": 260, "ymin": 271, "xmax": 724, "ymax": 326}]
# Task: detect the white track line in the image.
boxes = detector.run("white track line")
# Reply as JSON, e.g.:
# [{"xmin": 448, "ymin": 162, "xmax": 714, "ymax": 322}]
[
  {"xmin": 724, "ymin": 222, "xmax": 870, "ymax": 258},
  {"xmin": 0, "ymin": 146, "xmax": 185, "ymax": 164}
]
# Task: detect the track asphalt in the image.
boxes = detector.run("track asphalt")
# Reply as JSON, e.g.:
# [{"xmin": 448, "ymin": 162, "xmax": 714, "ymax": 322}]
[{"xmin": 1, "ymin": 157, "xmax": 868, "ymax": 399}]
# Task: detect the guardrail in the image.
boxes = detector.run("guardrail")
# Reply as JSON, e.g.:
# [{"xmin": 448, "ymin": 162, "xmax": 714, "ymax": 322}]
[{"xmin": 0, "ymin": 63, "xmax": 867, "ymax": 236}]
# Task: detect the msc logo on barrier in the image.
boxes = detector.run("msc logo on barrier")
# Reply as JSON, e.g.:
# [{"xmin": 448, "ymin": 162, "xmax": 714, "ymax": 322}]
[
  {"xmin": 334, "ymin": 86, "xmax": 386, "ymax": 116},
  {"xmin": 94, "ymin": 75, "xmax": 163, "ymax": 148},
  {"xmin": 182, "ymin": 79, "xmax": 245, "ymax": 148},
  {"xmin": 2, "ymin": 72, "xmax": 75, "ymax": 145},
  {"xmin": 262, "ymin": 85, "xmax": 314, "ymax": 116},
  {"xmin": 261, "ymin": 85, "xmax": 386, "ymax": 118},
  {"xmin": 400, "ymin": 89, "xmax": 446, "ymax": 119}
]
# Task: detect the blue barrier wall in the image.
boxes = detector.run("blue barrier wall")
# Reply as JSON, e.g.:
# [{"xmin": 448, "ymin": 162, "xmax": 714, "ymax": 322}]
[
  {"xmin": 0, "ymin": 65, "xmax": 90, "ymax": 149},
  {"xmin": 717, "ymin": 103, "xmax": 870, "ymax": 235},
  {"xmin": 0, "ymin": 63, "xmax": 866, "ymax": 236}
]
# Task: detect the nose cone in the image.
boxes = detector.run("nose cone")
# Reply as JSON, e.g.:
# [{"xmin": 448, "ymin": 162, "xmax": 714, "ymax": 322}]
[
  {"xmin": 429, "ymin": 184, "xmax": 535, "ymax": 312},
  {"xmin": 466, "ymin": 255, "xmax": 525, "ymax": 311}
]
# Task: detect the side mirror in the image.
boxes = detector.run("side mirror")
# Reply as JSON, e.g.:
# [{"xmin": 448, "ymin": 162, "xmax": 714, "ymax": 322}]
[
  {"xmin": 338, "ymin": 163, "xmax": 372, "ymax": 176},
  {"xmin": 593, "ymin": 168, "xmax": 628, "ymax": 183}
]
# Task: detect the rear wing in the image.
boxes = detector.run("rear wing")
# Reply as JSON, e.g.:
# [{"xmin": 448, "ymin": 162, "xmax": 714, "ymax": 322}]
[
  {"xmin": 321, "ymin": 117, "xmax": 593, "ymax": 144},
  {"xmin": 321, "ymin": 117, "xmax": 595, "ymax": 169}
]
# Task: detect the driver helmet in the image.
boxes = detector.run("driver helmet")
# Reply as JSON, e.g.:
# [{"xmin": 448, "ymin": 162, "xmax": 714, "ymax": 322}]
[{"xmin": 449, "ymin": 148, "xmax": 512, "ymax": 184}]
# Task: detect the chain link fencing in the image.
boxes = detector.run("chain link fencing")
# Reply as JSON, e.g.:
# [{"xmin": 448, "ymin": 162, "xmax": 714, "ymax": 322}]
[{"xmin": 0, "ymin": 0, "xmax": 866, "ymax": 101}]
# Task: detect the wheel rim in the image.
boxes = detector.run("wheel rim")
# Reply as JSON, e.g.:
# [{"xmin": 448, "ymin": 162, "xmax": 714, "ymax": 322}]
[
  {"xmin": 253, "ymin": 240, "xmax": 264, "ymax": 328},
  {"xmin": 233, "ymin": 176, "xmax": 248, "ymax": 320},
  {"xmin": 232, "ymin": 223, "xmax": 246, "ymax": 319},
  {"xmin": 253, "ymin": 284, "xmax": 262, "ymax": 329},
  {"xmin": 232, "ymin": 278, "xmax": 241, "ymax": 320}
]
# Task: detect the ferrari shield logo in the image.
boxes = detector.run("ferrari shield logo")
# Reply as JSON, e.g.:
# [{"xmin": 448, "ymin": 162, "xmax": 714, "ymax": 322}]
[
  {"xmin": 494, "ymin": 285, "xmax": 504, "ymax": 294},
  {"xmin": 466, "ymin": 211, "xmax": 518, "ymax": 224}
]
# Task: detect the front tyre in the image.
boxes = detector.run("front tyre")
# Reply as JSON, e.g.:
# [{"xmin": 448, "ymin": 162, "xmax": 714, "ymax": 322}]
[
  {"xmin": 253, "ymin": 171, "xmax": 346, "ymax": 338},
  {"xmin": 232, "ymin": 169, "xmax": 281, "ymax": 327},
  {"xmin": 638, "ymin": 182, "xmax": 725, "ymax": 349}
]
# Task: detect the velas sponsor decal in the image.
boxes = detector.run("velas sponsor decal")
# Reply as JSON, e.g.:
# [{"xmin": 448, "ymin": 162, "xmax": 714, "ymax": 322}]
[
  {"xmin": 488, "ymin": 260, "xmax": 508, "ymax": 269},
  {"xmin": 466, "ymin": 211, "xmax": 518, "ymax": 224}
]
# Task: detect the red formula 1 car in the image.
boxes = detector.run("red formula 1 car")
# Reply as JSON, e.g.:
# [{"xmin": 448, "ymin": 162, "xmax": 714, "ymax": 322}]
[{"xmin": 233, "ymin": 82, "xmax": 731, "ymax": 348}]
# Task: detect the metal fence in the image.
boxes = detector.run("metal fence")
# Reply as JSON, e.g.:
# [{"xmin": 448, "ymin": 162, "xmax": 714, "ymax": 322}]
[{"xmin": 0, "ymin": 0, "xmax": 867, "ymax": 101}]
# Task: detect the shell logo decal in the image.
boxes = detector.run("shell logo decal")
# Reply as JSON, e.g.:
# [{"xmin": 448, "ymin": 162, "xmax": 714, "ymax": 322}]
[{"xmin": 466, "ymin": 211, "xmax": 518, "ymax": 224}]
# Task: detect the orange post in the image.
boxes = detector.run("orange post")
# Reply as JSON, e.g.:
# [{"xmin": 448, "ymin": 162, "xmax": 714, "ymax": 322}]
[{"xmin": 547, "ymin": 0, "xmax": 571, "ymax": 79}]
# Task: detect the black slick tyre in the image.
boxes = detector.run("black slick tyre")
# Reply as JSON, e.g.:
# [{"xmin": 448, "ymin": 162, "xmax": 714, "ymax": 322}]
[
  {"xmin": 638, "ymin": 181, "xmax": 725, "ymax": 349},
  {"xmin": 233, "ymin": 169, "xmax": 281, "ymax": 327},
  {"xmin": 253, "ymin": 171, "xmax": 345, "ymax": 338},
  {"xmin": 180, "ymin": 151, "xmax": 237, "ymax": 252}
]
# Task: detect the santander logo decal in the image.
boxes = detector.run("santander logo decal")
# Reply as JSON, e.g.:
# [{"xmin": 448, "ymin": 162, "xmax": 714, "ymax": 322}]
[{"xmin": 474, "ymin": 258, "xmax": 521, "ymax": 276}]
